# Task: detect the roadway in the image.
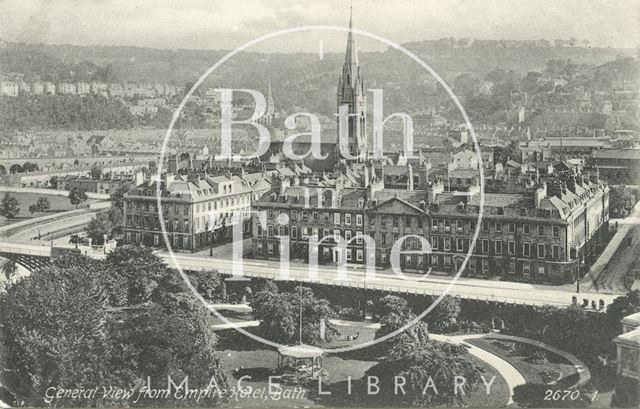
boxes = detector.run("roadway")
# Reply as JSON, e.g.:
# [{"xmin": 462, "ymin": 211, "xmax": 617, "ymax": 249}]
[
  {"xmin": 159, "ymin": 252, "xmax": 619, "ymax": 307},
  {"xmin": 0, "ymin": 236, "xmax": 619, "ymax": 307},
  {"xmin": 7, "ymin": 211, "xmax": 100, "ymax": 242},
  {"xmin": 584, "ymin": 199, "xmax": 640, "ymax": 292}
]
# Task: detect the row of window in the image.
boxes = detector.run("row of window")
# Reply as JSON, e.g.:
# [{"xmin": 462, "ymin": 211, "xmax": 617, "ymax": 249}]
[
  {"xmin": 256, "ymin": 241, "xmax": 368, "ymax": 262},
  {"xmin": 263, "ymin": 209, "xmax": 562, "ymax": 237},
  {"xmin": 257, "ymin": 225, "xmax": 368, "ymax": 244},
  {"xmin": 431, "ymin": 256, "xmax": 545, "ymax": 276},
  {"xmin": 126, "ymin": 195, "xmax": 251, "ymax": 216},
  {"xmin": 254, "ymin": 229, "xmax": 562, "ymax": 260},
  {"xmin": 432, "ymin": 219, "xmax": 561, "ymax": 237},
  {"xmin": 126, "ymin": 209, "xmax": 250, "ymax": 232},
  {"xmin": 266, "ymin": 209, "xmax": 428, "ymax": 229},
  {"xmin": 267, "ymin": 209, "xmax": 367, "ymax": 226},
  {"xmin": 253, "ymin": 240, "xmax": 551, "ymax": 276},
  {"xmin": 431, "ymin": 237, "xmax": 561, "ymax": 260},
  {"xmin": 126, "ymin": 232, "xmax": 189, "ymax": 248}
]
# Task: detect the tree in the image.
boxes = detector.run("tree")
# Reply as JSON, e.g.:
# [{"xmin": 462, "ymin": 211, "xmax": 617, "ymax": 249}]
[
  {"xmin": 0, "ymin": 260, "xmax": 122, "ymax": 407},
  {"xmin": 609, "ymin": 186, "xmax": 639, "ymax": 218},
  {"xmin": 260, "ymin": 279, "xmax": 278, "ymax": 293},
  {"xmin": 453, "ymin": 73, "xmax": 478, "ymax": 97},
  {"xmin": 90, "ymin": 165, "xmax": 102, "ymax": 179},
  {"xmin": 372, "ymin": 294, "xmax": 412, "ymax": 321},
  {"xmin": 22, "ymin": 162, "xmax": 39, "ymax": 172},
  {"xmin": 49, "ymin": 175, "xmax": 59, "ymax": 188},
  {"xmin": 105, "ymin": 246, "xmax": 168, "ymax": 306},
  {"xmin": 369, "ymin": 323, "xmax": 483, "ymax": 406},
  {"xmin": 68, "ymin": 186, "xmax": 88, "ymax": 208},
  {"xmin": 107, "ymin": 206, "xmax": 124, "ymax": 237},
  {"xmin": 187, "ymin": 269, "xmax": 223, "ymax": 300},
  {"xmin": 110, "ymin": 185, "xmax": 129, "ymax": 210},
  {"xmin": 493, "ymin": 141, "xmax": 521, "ymax": 165},
  {"xmin": 0, "ymin": 249, "xmax": 229, "ymax": 407},
  {"xmin": 219, "ymin": 281, "xmax": 228, "ymax": 301},
  {"xmin": 513, "ymin": 384, "xmax": 550, "ymax": 408},
  {"xmin": 1, "ymin": 259, "xmax": 17, "ymax": 284},
  {"xmin": 86, "ymin": 212, "xmax": 113, "ymax": 245},
  {"xmin": 607, "ymin": 290, "xmax": 640, "ymax": 331},
  {"xmin": 0, "ymin": 193, "xmax": 20, "ymax": 219},
  {"xmin": 372, "ymin": 295, "xmax": 416, "ymax": 347},
  {"xmin": 425, "ymin": 295, "xmax": 461, "ymax": 332},
  {"xmin": 250, "ymin": 286, "xmax": 337, "ymax": 344},
  {"xmin": 35, "ymin": 196, "xmax": 50, "ymax": 215},
  {"xmin": 457, "ymin": 37, "xmax": 471, "ymax": 48},
  {"xmin": 112, "ymin": 291, "xmax": 228, "ymax": 407}
]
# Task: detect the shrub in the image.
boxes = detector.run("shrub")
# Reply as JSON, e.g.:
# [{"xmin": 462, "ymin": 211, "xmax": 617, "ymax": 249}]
[
  {"xmin": 529, "ymin": 350, "xmax": 550, "ymax": 364},
  {"xmin": 540, "ymin": 370, "xmax": 562, "ymax": 384}
]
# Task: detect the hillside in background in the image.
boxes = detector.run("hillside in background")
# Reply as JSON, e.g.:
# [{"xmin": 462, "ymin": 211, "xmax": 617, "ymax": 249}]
[
  {"xmin": 0, "ymin": 39, "xmax": 636, "ymax": 121},
  {"xmin": 1, "ymin": 38, "xmax": 633, "ymax": 84}
]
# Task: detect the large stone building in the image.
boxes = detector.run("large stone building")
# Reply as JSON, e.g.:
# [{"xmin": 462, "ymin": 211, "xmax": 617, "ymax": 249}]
[
  {"xmin": 251, "ymin": 170, "xmax": 609, "ymax": 284},
  {"xmin": 252, "ymin": 168, "xmax": 431, "ymax": 270},
  {"xmin": 428, "ymin": 173, "xmax": 609, "ymax": 283},
  {"xmin": 123, "ymin": 171, "xmax": 271, "ymax": 251},
  {"xmin": 519, "ymin": 137, "xmax": 612, "ymax": 162},
  {"xmin": 587, "ymin": 149, "xmax": 640, "ymax": 185}
]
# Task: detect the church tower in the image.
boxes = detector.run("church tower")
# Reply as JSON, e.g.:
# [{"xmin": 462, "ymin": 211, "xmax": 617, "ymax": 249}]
[
  {"xmin": 336, "ymin": 4, "xmax": 366, "ymax": 161},
  {"xmin": 259, "ymin": 75, "xmax": 276, "ymax": 128},
  {"xmin": 265, "ymin": 75, "xmax": 275, "ymax": 126}
]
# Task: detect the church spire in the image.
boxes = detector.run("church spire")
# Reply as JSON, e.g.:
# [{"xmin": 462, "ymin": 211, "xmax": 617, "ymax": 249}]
[
  {"xmin": 343, "ymin": 1, "xmax": 359, "ymax": 86},
  {"xmin": 336, "ymin": 1, "xmax": 367, "ymax": 162},
  {"xmin": 261, "ymin": 74, "xmax": 275, "ymax": 127},
  {"xmin": 266, "ymin": 74, "xmax": 274, "ymax": 112}
]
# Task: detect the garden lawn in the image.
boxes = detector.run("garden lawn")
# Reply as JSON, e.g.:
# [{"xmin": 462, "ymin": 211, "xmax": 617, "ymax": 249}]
[
  {"xmin": 467, "ymin": 336, "xmax": 579, "ymax": 388},
  {"xmin": 215, "ymin": 322, "xmax": 512, "ymax": 407},
  {"xmin": 0, "ymin": 192, "xmax": 91, "ymax": 227}
]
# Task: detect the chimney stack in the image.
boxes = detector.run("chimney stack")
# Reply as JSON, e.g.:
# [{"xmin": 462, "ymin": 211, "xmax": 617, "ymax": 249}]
[{"xmin": 566, "ymin": 176, "xmax": 577, "ymax": 193}]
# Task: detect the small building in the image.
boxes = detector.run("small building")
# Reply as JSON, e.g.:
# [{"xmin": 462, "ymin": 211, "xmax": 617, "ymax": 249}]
[
  {"xmin": 613, "ymin": 312, "xmax": 640, "ymax": 380},
  {"xmin": 90, "ymin": 82, "xmax": 108, "ymax": 96},
  {"xmin": 30, "ymin": 81, "xmax": 44, "ymax": 94},
  {"xmin": 43, "ymin": 81, "xmax": 56, "ymax": 95},
  {"xmin": 0, "ymin": 80, "xmax": 19, "ymax": 97},
  {"xmin": 57, "ymin": 82, "xmax": 77, "ymax": 95},
  {"xmin": 76, "ymin": 82, "xmax": 90, "ymax": 95}
]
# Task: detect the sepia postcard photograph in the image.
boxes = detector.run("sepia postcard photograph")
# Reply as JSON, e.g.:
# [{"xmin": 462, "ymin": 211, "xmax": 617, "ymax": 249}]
[{"xmin": 0, "ymin": 0, "xmax": 639, "ymax": 407}]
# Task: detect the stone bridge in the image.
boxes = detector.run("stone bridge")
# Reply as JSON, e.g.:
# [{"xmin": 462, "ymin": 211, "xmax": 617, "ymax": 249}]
[{"xmin": 0, "ymin": 241, "xmax": 110, "ymax": 271}]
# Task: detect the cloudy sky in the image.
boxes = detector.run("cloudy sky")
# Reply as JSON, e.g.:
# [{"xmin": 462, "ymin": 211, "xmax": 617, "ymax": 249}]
[{"xmin": 0, "ymin": 0, "xmax": 638, "ymax": 51}]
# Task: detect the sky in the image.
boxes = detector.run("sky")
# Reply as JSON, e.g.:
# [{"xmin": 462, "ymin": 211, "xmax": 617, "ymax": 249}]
[{"xmin": 0, "ymin": 0, "xmax": 638, "ymax": 52}]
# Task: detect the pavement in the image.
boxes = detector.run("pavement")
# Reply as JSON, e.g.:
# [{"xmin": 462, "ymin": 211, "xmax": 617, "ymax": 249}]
[
  {"xmin": 161, "ymin": 252, "xmax": 619, "ymax": 307},
  {"xmin": 584, "ymin": 200, "xmax": 640, "ymax": 293}
]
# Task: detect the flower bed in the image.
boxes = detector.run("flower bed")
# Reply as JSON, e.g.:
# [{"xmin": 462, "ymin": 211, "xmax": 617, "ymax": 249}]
[{"xmin": 468, "ymin": 336, "xmax": 579, "ymax": 388}]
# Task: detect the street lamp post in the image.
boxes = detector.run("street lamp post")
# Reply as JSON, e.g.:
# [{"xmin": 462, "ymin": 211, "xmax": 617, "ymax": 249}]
[
  {"xmin": 299, "ymin": 285, "xmax": 303, "ymax": 345},
  {"xmin": 209, "ymin": 227, "xmax": 214, "ymax": 256},
  {"xmin": 576, "ymin": 256, "xmax": 585, "ymax": 293}
]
